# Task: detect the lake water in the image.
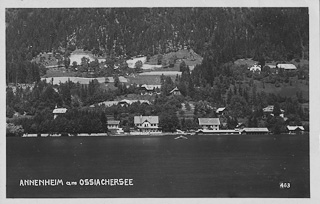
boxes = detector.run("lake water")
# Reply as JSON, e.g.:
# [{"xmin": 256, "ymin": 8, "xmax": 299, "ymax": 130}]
[{"xmin": 6, "ymin": 134, "xmax": 309, "ymax": 198}]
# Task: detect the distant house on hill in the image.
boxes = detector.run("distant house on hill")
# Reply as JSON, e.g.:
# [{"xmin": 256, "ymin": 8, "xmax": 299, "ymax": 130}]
[
  {"xmin": 198, "ymin": 118, "xmax": 220, "ymax": 130},
  {"xmin": 277, "ymin": 64, "xmax": 297, "ymax": 70},
  {"xmin": 249, "ymin": 64, "xmax": 261, "ymax": 72},
  {"xmin": 287, "ymin": 126, "xmax": 305, "ymax": 134},
  {"xmin": 169, "ymin": 87, "xmax": 181, "ymax": 96},
  {"xmin": 263, "ymin": 105, "xmax": 285, "ymax": 117},
  {"xmin": 90, "ymin": 101, "xmax": 119, "ymax": 108},
  {"xmin": 53, "ymin": 107, "xmax": 67, "ymax": 119},
  {"xmin": 140, "ymin": 84, "xmax": 161, "ymax": 95},
  {"xmin": 118, "ymin": 99, "xmax": 151, "ymax": 106},
  {"xmin": 134, "ymin": 116, "xmax": 160, "ymax": 133},
  {"xmin": 216, "ymin": 107, "xmax": 226, "ymax": 115}
]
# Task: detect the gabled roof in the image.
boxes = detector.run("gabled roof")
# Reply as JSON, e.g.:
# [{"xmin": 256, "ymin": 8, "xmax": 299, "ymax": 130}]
[
  {"xmin": 52, "ymin": 108, "xmax": 67, "ymax": 114},
  {"xmin": 107, "ymin": 120, "xmax": 120, "ymax": 125},
  {"xmin": 198, "ymin": 118, "xmax": 220, "ymax": 126},
  {"xmin": 170, "ymin": 87, "xmax": 180, "ymax": 94},
  {"xmin": 216, "ymin": 107, "xmax": 226, "ymax": 113},
  {"xmin": 134, "ymin": 116, "xmax": 159, "ymax": 124},
  {"xmin": 277, "ymin": 64, "xmax": 297, "ymax": 70},
  {"xmin": 287, "ymin": 126, "xmax": 304, "ymax": 131},
  {"xmin": 242, "ymin": 127, "xmax": 269, "ymax": 132},
  {"xmin": 141, "ymin": 84, "xmax": 161, "ymax": 91},
  {"xmin": 119, "ymin": 99, "xmax": 151, "ymax": 105}
]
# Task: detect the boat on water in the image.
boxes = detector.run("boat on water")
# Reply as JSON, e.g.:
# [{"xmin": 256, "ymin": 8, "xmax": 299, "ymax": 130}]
[{"xmin": 174, "ymin": 135, "xmax": 188, "ymax": 139}]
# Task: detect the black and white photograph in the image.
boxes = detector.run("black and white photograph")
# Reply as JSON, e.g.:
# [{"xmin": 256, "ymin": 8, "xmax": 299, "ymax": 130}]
[{"xmin": 2, "ymin": 0, "xmax": 320, "ymax": 202}]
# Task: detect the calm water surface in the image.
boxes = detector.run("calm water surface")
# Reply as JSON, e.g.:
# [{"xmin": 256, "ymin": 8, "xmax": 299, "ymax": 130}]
[{"xmin": 7, "ymin": 134, "xmax": 309, "ymax": 198}]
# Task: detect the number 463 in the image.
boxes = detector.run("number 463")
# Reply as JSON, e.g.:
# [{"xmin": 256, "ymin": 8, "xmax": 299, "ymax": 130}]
[{"xmin": 279, "ymin": 182, "xmax": 291, "ymax": 189}]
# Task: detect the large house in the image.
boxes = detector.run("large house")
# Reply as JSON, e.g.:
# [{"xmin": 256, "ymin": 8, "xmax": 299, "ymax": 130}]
[
  {"xmin": 216, "ymin": 107, "xmax": 226, "ymax": 115},
  {"xmin": 249, "ymin": 64, "xmax": 262, "ymax": 72},
  {"xmin": 198, "ymin": 118, "xmax": 220, "ymax": 130},
  {"xmin": 134, "ymin": 116, "xmax": 160, "ymax": 133},
  {"xmin": 53, "ymin": 107, "xmax": 67, "ymax": 119},
  {"xmin": 107, "ymin": 120, "xmax": 120, "ymax": 130}
]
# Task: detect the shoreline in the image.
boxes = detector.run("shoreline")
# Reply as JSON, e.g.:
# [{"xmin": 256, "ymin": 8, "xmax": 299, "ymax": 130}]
[{"xmin": 19, "ymin": 132, "xmax": 309, "ymax": 138}]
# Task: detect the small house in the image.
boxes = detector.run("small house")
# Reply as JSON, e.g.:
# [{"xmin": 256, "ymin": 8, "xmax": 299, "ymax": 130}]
[
  {"xmin": 198, "ymin": 118, "xmax": 220, "ymax": 130},
  {"xmin": 169, "ymin": 87, "xmax": 181, "ymax": 96},
  {"xmin": 287, "ymin": 126, "xmax": 305, "ymax": 134},
  {"xmin": 216, "ymin": 107, "xmax": 226, "ymax": 115},
  {"xmin": 241, "ymin": 127, "xmax": 269, "ymax": 134},
  {"xmin": 134, "ymin": 116, "xmax": 160, "ymax": 133},
  {"xmin": 277, "ymin": 64, "xmax": 297, "ymax": 70},
  {"xmin": 53, "ymin": 107, "xmax": 67, "ymax": 119},
  {"xmin": 107, "ymin": 120, "xmax": 120, "ymax": 130},
  {"xmin": 249, "ymin": 64, "xmax": 261, "ymax": 72},
  {"xmin": 140, "ymin": 84, "xmax": 161, "ymax": 95}
]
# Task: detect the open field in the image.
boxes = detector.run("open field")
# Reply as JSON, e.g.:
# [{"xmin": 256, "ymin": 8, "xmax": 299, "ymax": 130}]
[{"xmin": 254, "ymin": 80, "xmax": 309, "ymax": 100}]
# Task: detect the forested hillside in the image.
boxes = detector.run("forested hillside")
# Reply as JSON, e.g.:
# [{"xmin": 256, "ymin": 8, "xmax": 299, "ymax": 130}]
[
  {"xmin": 6, "ymin": 8, "xmax": 309, "ymax": 136},
  {"xmin": 6, "ymin": 8, "xmax": 308, "ymax": 84}
]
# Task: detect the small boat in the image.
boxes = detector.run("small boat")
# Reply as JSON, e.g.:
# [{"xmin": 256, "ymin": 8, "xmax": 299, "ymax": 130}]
[{"xmin": 174, "ymin": 135, "xmax": 188, "ymax": 140}]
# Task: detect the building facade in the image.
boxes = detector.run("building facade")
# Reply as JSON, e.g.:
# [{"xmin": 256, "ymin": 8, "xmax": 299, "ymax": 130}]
[
  {"xmin": 134, "ymin": 116, "xmax": 160, "ymax": 133},
  {"xmin": 198, "ymin": 118, "xmax": 220, "ymax": 130}
]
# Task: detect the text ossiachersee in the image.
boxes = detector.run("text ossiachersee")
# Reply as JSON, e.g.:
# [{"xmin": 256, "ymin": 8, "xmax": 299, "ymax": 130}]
[{"xmin": 19, "ymin": 178, "xmax": 134, "ymax": 186}]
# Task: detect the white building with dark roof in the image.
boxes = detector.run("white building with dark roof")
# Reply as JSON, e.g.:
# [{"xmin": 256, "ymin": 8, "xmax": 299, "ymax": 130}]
[
  {"xmin": 198, "ymin": 118, "xmax": 220, "ymax": 130},
  {"xmin": 134, "ymin": 116, "xmax": 160, "ymax": 133},
  {"xmin": 277, "ymin": 64, "xmax": 297, "ymax": 70},
  {"xmin": 53, "ymin": 107, "xmax": 67, "ymax": 119}
]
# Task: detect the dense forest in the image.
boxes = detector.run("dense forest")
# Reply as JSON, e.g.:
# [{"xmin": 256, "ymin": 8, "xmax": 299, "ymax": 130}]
[
  {"xmin": 6, "ymin": 8, "xmax": 309, "ymax": 136},
  {"xmin": 6, "ymin": 8, "xmax": 308, "ymax": 84}
]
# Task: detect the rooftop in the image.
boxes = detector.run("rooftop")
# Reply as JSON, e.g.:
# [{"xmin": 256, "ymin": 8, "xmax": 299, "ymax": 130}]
[
  {"xmin": 53, "ymin": 108, "xmax": 67, "ymax": 114},
  {"xmin": 198, "ymin": 118, "xmax": 220, "ymax": 126},
  {"xmin": 134, "ymin": 116, "xmax": 159, "ymax": 124},
  {"xmin": 287, "ymin": 126, "xmax": 304, "ymax": 131},
  {"xmin": 242, "ymin": 127, "xmax": 269, "ymax": 132}
]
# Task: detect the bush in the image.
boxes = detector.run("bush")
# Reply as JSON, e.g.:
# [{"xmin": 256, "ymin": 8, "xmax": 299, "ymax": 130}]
[{"xmin": 6, "ymin": 123, "xmax": 24, "ymax": 137}]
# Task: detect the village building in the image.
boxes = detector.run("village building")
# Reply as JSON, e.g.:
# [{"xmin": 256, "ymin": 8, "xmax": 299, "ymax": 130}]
[
  {"xmin": 53, "ymin": 107, "xmax": 67, "ymax": 119},
  {"xmin": 198, "ymin": 118, "xmax": 220, "ymax": 130},
  {"xmin": 263, "ymin": 105, "xmax": 285, "ymax": 117},
  {"xmin": 107, "ymin": 120, "xmax": 120, "ymax": 130},
  {"xmin": 216, "ymin": 107, "xmax": 226, "ymax": 115},
  {"xmin": 134, "ymin": 116, "xmax": 160, "ymax": 133},
  {"xmin": 241, "ymin": 127, "xmax": 269, "ymax": 134},
  {"xmin": 118, "ymin": 99, "xmax": 151, "ymax": 106},
  {"xmin": 287, "ymin": 126, "xmax": 305, "ymax": 134},
  {"xmin": 236, "ymin": 123, "xmax": 246, "ymax": 129},
  {"xmin": 169, "ymin": 87, "xmax": 181, "ymax": 96},
  {"xmin": 140, "ymin": 84, "xmax": 161, "ymax": 95},
  {"xmin": 277, "ymin": 63, "xmax": 297, "ymax": 70},
  {"xmin": 249, "ymin": 64, "xmax": 261, "ymax": 72}
]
